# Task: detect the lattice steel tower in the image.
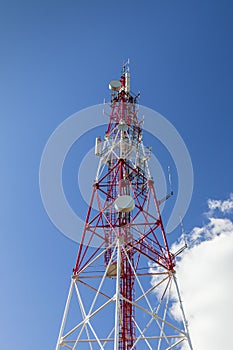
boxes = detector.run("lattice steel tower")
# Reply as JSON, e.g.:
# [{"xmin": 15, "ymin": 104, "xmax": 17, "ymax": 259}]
[{"xmin": 56, "ymin": 63, "xmax": 193, "ymax": 350}]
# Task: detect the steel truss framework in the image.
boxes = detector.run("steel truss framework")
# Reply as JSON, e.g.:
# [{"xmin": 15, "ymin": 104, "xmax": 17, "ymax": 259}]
[{"xmin": 56, "ymin": 64, "xmax": 193, "ymax": 350}]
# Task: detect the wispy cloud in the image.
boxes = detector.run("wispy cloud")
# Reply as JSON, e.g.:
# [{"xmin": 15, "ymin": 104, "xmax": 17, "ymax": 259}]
[
  {"xmin": 207, "ymin": 193, "xmax": 233, "ymax": 214},
  {"xmin": 172, "ymin": 194, "xmax": 233, "ymax": 349}
]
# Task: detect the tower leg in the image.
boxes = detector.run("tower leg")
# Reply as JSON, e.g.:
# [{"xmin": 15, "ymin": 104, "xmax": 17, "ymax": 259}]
[
  {"xmin": 173, "ymin": 273, "xmax": 193, "ymax": 350},
  {"xmin": 55, "ymin": 279, "xmax": 74, "ymax": 350}
]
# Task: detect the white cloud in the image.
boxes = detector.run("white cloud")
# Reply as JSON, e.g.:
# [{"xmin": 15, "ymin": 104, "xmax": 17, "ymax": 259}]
[
  {"xmin": 207, "ymin": 193, "xmax": 233, "ymax": 214},
  {"xmin": 172, "ymin": 195, "xmax": 233, "ymax": 350}
]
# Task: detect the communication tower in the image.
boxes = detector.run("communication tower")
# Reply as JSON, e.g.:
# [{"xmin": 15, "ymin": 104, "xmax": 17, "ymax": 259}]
[{"xmin": 56, "ymin": 62, "xmax": 193, "ymax": 350}]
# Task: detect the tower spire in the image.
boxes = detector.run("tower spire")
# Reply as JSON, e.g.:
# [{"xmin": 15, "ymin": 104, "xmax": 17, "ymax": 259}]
[{"xmin": 55, "ymin": 64, "xmax": 193, "ymax": 350}]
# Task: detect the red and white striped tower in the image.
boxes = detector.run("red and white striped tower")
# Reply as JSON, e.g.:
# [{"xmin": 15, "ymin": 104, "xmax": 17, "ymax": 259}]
[{"xmin": 56, "ymin": 62, "xmax": 193, "ymax": 350}]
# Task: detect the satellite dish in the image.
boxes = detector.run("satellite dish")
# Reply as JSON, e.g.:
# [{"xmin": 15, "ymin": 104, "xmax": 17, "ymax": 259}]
[
  {"xmin": 117, "ymin": 120, "xmax": 128, "ymax": 131},
  {"xmin": 109, "ymin": 80, "xmax": 121, "ymax": 91},
  {"xmin": 114, "ymin": 195, "xmax": 135, "ymax": 213}
]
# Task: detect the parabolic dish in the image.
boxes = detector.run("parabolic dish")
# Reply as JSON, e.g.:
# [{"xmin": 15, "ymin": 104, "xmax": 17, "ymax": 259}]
[
  {"xmin": 114, "ymin": 195, "xmax": 135, "ymax": 213},
  {"xmin": 117, "ymin": 120, "xmax": 128, "ymax": 131},
  {"xmin": 109, "ymin": 80, "xmax": 122, "ymax": 91}
]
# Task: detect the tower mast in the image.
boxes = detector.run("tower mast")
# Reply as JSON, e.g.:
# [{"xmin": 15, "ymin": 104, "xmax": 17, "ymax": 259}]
[{"xmin": 56, "ymin": 62, "xmax": 193, "ymax": 350}]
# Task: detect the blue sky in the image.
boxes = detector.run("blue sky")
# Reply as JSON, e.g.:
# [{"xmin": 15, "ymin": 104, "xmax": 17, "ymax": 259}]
[{"xmin": 1, "ymin": 1, "xmax": 233, "ymax": 349}]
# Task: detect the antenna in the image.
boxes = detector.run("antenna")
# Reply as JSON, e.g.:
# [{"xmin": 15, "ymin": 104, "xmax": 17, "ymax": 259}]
[
  {"xmin": 168, "ymin": 165, "xmax": 173, "ymax": 195},
  {"xmin": 158, "ymin": 166, "xmax": 174, "ymax": 206},
  {"xmin": 122, "ymin": 58, "xmax": 130, "ymax": 72},
  {"xmin": 180, "ymin": 216, "xmax": 188, "ymax": 248},
  {"xmin": 174, "ymin": 217, "xmax": 188, "ymax": 257}
]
